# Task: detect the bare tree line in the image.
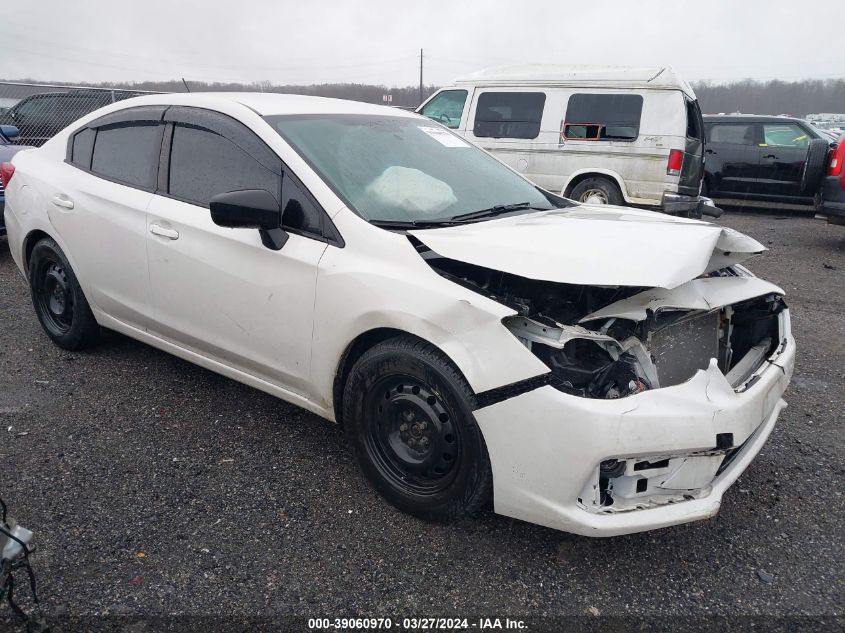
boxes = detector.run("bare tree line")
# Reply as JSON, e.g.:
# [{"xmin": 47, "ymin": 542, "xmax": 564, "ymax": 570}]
[
  {"xmin": 3, "ymin": 76, "xmax": 844, "ymax": 115},
  {"xmin": 693, "ymin": 79, "xmax": 845, "ymax": 116}
]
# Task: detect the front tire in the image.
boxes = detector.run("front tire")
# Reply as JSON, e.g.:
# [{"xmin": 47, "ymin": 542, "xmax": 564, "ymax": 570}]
[
  {"xmin": 342, "ymin": 336, "xmax": 493, "ymax": 523},
  {"xmin": 28, "ymin": 237, "xmax": 100, "ymax": 350}
]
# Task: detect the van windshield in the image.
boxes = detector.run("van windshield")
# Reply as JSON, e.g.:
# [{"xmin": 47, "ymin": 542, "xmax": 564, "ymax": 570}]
[{"xmin": 266, "ymin": 114, "xmax": 558, "ymax": 225}]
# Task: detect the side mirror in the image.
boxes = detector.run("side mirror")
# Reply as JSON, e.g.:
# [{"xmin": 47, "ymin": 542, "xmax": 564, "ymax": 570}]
[
  {"xmin": 0, "ymin": 125, "xmax": 20, "ymax": 140},
  {"xmin": 209, "ymin": 189, "xmax": 288, "ymax": 250}
]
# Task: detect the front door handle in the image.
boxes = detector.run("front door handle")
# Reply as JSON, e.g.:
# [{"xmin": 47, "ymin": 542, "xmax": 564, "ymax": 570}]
[
  {"xmin": 149, "ymin": 223, "xmax": 179, "ymax": 240},
  {"xmin": 50, "ymin": 194, "xmax": 74, "ymax": 209},
  {"xmin": 762, "ymin": 154, "xmax": 778, "ymax": 159}
]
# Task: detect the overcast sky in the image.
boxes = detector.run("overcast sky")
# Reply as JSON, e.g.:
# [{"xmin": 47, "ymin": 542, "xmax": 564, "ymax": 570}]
[{"xmin": 2, "ymin": 0, "xmax": 842, "ymax": 87}]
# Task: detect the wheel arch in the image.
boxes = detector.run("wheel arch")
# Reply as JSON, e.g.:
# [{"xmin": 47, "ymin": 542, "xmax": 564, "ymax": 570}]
[
  {"xmin": 562, "ymin": 169, "xmax": 630, "ymax": 202},
  {"xmin": 332, "ymin": 327, "xmax": 475, "ymax": 427},
  {"xmin": 23, "ymin": 229, "xmax": 54, "ymax": 278}
]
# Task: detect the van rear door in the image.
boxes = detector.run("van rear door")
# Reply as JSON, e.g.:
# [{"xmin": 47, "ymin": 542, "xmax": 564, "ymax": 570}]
[{"xmin": 680, "ymin": 98, "xmax": 705, "ymax": 195}]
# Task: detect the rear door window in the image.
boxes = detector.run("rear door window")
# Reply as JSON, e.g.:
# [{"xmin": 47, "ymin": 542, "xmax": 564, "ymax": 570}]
[
  {"xmin": 473, "ymin": 92, "xmax": 546, "ymax": 139},
  {"xmin": 167, "ymin": 124, "xmax": 281, "ymax": 208},
  {"xmin": 90, "ymin": 122, "xmax": 162, "ymax": 189},
  {"xmin": 420, "ymin": 90, "xmax": 467, "ymax": 130},
  {"xmin": 706, "ymin": 124, "xmax": 755, "ymax": 145},
  {"xmin": 563, "ymin": 94, "xmax": 643, "ymax": 141}
]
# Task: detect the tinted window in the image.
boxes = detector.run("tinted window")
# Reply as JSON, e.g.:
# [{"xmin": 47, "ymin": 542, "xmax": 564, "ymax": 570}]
[
  {"xmin": 763, "ymin": 123, "xmax": 810, "ymax": 148},
  {"xmin": 168, "ymin": 124, "xmax": 281, "ymax": 208},
  {"xmin": 420, "ymin": 90, "xmax": 467, "ymax": 129},
  {"xmin": 473, "ymin": 92, "xmax": 545, "ymax": 139},
  {"xmin": 563, "ymin": 93, "xmax": 643, "ymax": 141},
  {"xmin": 686, "ymin": 99, "xmax": 703, "ymax": 140},
  {"xmin": 707, "ymin": 124, "xmax": 755, "ymax": 145},
  {"xmin": 71, "ymin": 128, "xmax": 96, "ymax": 169},
  {"xmin": 281, "ymin": 176, "xmax": 321, "ymax": 235},
  {"xmin": 91, "ymin": 122, "xmax": 161, "ymax": 189}
]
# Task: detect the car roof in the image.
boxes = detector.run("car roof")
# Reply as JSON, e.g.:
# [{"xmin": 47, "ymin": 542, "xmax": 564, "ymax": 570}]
[
  {"xmin": 109, "ymin": 92, "xmax": 419, "ymax": 118},
  {"xmin": 449, "ymin": 64, "xmax": 695, "ymax": 96}
]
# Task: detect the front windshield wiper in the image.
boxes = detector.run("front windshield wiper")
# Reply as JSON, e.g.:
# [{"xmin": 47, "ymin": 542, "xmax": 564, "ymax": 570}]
[
  {"xmin": 449, "ymin": 202, "xmax": 548, "ymax": 222},
  {"xmin": 369, "ymin": 218, "xmax": 463, "ymax": 229}
]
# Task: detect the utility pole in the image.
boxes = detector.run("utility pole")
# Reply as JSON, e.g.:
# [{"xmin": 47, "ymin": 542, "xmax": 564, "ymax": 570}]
[{"xmin": 419, "ymin": 48, "xmax": 424, "ymax": 106}]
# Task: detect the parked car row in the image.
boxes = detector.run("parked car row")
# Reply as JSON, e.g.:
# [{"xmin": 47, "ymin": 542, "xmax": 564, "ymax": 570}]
[{"xmin": 417, "ymin": 66, "xmax": 834, "ymax": 216}]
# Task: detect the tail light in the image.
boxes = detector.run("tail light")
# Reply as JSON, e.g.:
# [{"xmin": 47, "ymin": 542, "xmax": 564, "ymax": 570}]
[
  {"xmin": 828, "ymin": 142, "xmax": 845, "ymax": 177},
  {"xmin": 0, "ymin": 162, "xmax": 14, "ymax": 188},
  {"xmin": 667, "ymin": 149, "xmax": 684, "ymax": 176}
]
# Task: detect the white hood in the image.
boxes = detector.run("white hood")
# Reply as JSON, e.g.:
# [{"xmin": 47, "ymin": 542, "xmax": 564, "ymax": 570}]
[{"xmin": 409, "ymin": 206, "xmax": 765, "ymax": 289}]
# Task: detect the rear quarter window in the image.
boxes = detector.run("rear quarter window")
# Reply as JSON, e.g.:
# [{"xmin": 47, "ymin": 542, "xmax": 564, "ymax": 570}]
[{"xmin": 90, "ymin": 122, "xmax": 162, "ymax": 189}]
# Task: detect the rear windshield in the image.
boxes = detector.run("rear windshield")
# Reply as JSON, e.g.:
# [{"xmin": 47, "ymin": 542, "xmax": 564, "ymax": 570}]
[{"xmin": 266, "ymin": 114, "xmax": 555, "ymax": 223}]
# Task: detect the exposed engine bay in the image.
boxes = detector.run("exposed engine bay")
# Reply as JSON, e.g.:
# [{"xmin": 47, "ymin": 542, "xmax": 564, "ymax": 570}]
[{"xmin": 416, "ymin": 240, "xmax": 787, "ymax": 400}]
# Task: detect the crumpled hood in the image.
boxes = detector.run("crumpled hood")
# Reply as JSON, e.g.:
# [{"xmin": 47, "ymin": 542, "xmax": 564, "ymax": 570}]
[{"xmin": 409, "ymin": 205, "xmax": 766, "ymax": 289}]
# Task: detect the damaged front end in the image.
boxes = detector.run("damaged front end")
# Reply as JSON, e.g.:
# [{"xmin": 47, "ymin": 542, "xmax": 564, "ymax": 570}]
[
  {"xmin": 421, "ymin": 247, "xmax": 787, "ymax": 400},
  {"xmin": 417, "ymin": 241, "xmax": 790, "ymax": 516}
]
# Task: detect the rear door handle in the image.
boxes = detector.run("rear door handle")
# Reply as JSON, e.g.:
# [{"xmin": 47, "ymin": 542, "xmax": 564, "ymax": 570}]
[
  {"xmin": 149, "ymin": 223, "xmax": 179, "ymax": 240},
  {"xmin": 763, "ymin": 154, "xmax": 778, "ymax": 159},
  {"xmin": 50, "ymin": 194, "xmax": 74, "ymax": 209}
]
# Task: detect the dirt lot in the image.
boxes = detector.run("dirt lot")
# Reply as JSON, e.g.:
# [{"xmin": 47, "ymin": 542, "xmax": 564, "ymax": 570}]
[{"xmin": 1, "ymin": 210, "xmax": 843, "ymax": 625}]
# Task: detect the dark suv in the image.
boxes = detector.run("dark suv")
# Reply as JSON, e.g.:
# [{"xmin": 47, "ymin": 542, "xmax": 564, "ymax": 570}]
[
  {"xmin": 702, "ymin": 114, "xmax": 831, "ymax": 205},
  {"xmin": 0, "ymin": 90, "xmax": 141, "ymax": 147}
]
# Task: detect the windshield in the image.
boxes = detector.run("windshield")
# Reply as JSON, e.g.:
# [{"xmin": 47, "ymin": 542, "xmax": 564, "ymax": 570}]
[{"xmin": 266, "ymin": 114, "xmax": 556, "ymax": 224}]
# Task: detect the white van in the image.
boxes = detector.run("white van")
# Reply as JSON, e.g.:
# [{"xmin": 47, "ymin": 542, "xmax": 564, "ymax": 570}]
[{"xmin": 418, "ymin": 65, "xmax": 714, "ymax": 216}]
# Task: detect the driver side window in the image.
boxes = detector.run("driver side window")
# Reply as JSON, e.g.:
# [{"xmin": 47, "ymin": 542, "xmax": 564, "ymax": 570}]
[{"xmin": 420, "ymin": 90, "xmax": 467, "ymax": 129}]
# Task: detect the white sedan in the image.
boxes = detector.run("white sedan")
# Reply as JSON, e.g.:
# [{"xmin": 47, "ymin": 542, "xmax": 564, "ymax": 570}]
[{"xmin": 1, "ymin": 93, "xmax": 795, "ymax": 536}]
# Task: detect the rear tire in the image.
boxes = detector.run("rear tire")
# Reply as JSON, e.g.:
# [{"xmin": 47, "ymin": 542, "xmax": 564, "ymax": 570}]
[
  {"xmin": 28, "ymin": 237, "xmax": 100, "ymax": 350},
  {"xmin": 342, "ymin": 336, "xmax": 493, "ymax": 523},
  {"xmin": 569, "ymin": 177, "xmax": 624, "ymax": 206}
]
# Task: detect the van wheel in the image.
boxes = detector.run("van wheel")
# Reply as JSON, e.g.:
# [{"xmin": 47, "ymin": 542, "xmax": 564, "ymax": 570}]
[
  {"xmin": 342, "ymin": 336, "xmax": 493, "ymax": 523},
  {"xmin": 28, "ymin": 237, "xmax": 100, "ymax": 350},
  {"xmin": 570, "ymin": 177, "xmax": 624, "ymax": 205}
]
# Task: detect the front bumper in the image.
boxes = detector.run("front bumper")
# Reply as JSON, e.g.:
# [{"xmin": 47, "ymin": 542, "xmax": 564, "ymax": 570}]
[{"xmin": 475, "ymin": 314, "xmax": 795, "ymax": 537}]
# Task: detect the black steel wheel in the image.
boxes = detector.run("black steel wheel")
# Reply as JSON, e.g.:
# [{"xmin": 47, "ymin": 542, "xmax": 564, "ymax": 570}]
[
  {"xmin": 343, "ymin": 336, "xmax": 492, "ymax": 522},
  {"xmin": 363, "ymin": 377, "xmax": 462, "ymax": 496},
  {"xmin": 28, "ymin": 237, "xmax": 100, "ymax": 350}
]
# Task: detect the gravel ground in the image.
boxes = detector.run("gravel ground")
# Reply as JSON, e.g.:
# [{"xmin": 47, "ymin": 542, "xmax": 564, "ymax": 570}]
[{"xmin": 1, "ymin": 211, "xmax": 844, "ymax": 625}]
